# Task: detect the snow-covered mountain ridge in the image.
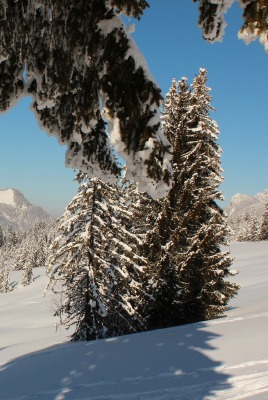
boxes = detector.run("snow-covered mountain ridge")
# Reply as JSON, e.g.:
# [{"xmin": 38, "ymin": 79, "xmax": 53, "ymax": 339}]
[
  {"xmin": 225, "ymin": 189, "xmax": 268, "ymax": 218},
  {"xmin": 0, "ymin": 188, "xmax": 54, "ymax": 231}
]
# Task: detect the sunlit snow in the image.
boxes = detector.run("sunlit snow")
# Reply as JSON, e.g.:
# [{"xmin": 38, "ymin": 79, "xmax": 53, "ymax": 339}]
[
  {"xmin": 0, "ymin": 242, "xmax": 268, "ymax": 399},
  {"xmin": 0, "ymin": 189, "xmax": 16, "ymax": 207}
]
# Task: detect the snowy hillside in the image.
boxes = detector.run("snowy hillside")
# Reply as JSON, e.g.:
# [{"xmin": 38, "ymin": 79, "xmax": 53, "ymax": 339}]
[
  {"xmin": 0, "ymin": 188, "xmax": 54, "ymax": 231},
  {"xmin": 0, "ymin": 242, "xmax": 268, "ymax": 399},
  {"xmin": 225, "ymin": 189, "xmax": 268, "ymax": 219}
]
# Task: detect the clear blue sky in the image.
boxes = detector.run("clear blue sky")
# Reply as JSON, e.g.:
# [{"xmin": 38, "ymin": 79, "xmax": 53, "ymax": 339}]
[{"xmin": 1, "ymin": 0, "xmax": 268, "ymax": 216}]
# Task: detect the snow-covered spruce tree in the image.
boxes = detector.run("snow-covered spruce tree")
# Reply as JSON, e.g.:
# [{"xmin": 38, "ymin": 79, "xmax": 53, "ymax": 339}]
[
  {"xmin": 0, "ymin": 268, "xmax": 11, "ymax": 293},
  {"xmin": 194, "ymin": 0, "xmax": 268, "ymax": 52},
  {"xmin": 259, "ymin": 203, "xmax": 268, "ymax": 240},
  {"xmin": 47, "ymin": 177, "xmax": 146, "ymax": 341},
  {"xmin": 0, "ymin": 0, "xmax": 171, "ymax": 197},
  {"xmin": 20, "ymin": 232, "xmax": 38, "ymax": 286},
  {"xmin": 175, "ymin": 68, "xmax": 239, "ymax": 323},
  {"xmin": 141, "ymin": 77, "xmax": 192, "ymax": 330},
  {"xmin": 0, "ymin": 253, "xmax": 11, "ymax": 293},
  {"xmin": 21, "ymin": 257, "xmax": 34, "ymax": 286},
  {"xmin": 13, "ymin": 222, "xmax": 53, "ymax": 278},
  {"xmin": 0, "ymin": 226, "xmax": 4, "ymax": 247},
  {"xmin": 31, "ymin": 222, "xmax": 54, "ymax": 268},
  {"xmin": 227, "ymin": 215, "xmax": 243, "ymax": 242},
  {"xmin": 123, "ymin": 180, "xmax": 161, "ymax": 238},
  {"xmin": 240, "ymin": 210, "xmax": 251, "ymax": 241},
  {"xmin": 237, "ymin": 214, "xmax": 248, "ymax": 242},
  {"xmin": 143, "ymin": 70, "xmax": 239, "ymax": 329},
  {"xmin": 230, "ymin": 207, "xmax": 261, "ymax": 242},
  {"xmin": 246, "ymin": 206, "xmax": 260, "ymax": 241},
  {"xmin": 4, "ymin": 226, "xmax": 18, "ymax": 251}
]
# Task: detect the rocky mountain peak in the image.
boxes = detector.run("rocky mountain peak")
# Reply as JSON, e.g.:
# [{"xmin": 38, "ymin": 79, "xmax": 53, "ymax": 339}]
[
  {"xmin": 0, "ymin": 188, "xmax": 31, "ymax": 208},
  {"xmin": 0, "ymin": 188, "xmax": 54, "ymax": 231},
  {"xmin": 225, "ymin": 189, "xmax": 268, "ymax": 219}
]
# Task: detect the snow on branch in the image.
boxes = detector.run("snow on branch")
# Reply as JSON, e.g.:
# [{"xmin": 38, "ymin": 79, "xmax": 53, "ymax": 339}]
[{"xmin": 0, "ymin": 0, "xmax": 172, "ymax": 199}]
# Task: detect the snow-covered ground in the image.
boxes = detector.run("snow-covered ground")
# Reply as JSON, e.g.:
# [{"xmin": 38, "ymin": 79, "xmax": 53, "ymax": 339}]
[{"xmin": 0, "ymin": 242, "xmax": 268, "ymax": 400}]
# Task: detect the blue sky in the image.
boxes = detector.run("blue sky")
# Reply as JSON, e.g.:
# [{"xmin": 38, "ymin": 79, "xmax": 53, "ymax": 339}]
[{"xmin": 1, "ymin": 0, "xmax": 268, "ymax": 216}]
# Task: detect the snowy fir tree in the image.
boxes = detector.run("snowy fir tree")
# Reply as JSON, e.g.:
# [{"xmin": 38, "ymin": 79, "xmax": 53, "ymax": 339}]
[
  {"xmin": 141, "ymin": 77, "xmax": 192, "ymax": 330},
  {"xmin": 0, "ymin": 267, "xmax": 11, "ymax": 293},
  {"xmin": 0, "ymin": 226, "xmax": 4, "ymax": 247},
  {"xmin": 175, "ymin": 68, "xmax": 239, "ymax": 323},
  {"xmin": 0, "ymin": 222, "xmax": 54, "ymax": 289},
  {"xmin": 4, "ymin": 226, "xmax": 18, "ymax": 251},
  {"xmin": 228, "ymin": 206, "xmax": 262, "ymax": 242},
  {"xmin": 0, "ymin": 0, "xmax": 171, "ymax": 198},
  {"xmin": 0, "ymin": 253, "xmax": 11, "ymax": 293},
  {"xmin": 47, "ymin": 177, "xmax": 146, "ymax": 341},
  {"xmin": 194, "ymin": 0, "xmax": 268, "ymax": 52},
  {"xmin": 21, "ymin": 258, "xmax": 34, "ymax": 286},
  {"xmin": 12, "ymin": 222, "xmax": 53, "ymax": 272},
  {"xmin": 239, "ymin": 210, "xmax": 251, "ymax": 241},
  {"xmin": 143, "ymin": 69, "xmax": 239, "ymax": 329},
  {"xmin": 20, "ymin": 233, "xmax": 38, "ymax": 286},
  {"xmin": 227, "ymin": 215, "xmax": 244, "ymax": 242},
  {"xmin": 259, "ymin": 203, "xmax": 268, "ymax": 240},
  {"xmin": 31, "ymin": 222, "xmax": 53, "ymax": 268},
  {"xmin": 244, "ymin": 206, "xmax": 260, "ymax": 241}
]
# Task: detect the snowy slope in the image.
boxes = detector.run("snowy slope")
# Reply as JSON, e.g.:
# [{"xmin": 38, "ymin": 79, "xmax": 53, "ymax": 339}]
[
  {"xmin": 0, "ymin": 242, "xmax": 268, "ymax": 399},
  {"xmin": 0, "ymin": 188, "xmax": 54, "ymax": 231},
  {"xmin": 225, "ymin": 189, "xmax": 268, "ymax": 218}
]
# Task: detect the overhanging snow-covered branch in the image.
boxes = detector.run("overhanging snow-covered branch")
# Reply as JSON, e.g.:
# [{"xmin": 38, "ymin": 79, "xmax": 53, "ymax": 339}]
[{"xmin": 0, "ymin": 0, "xmax": 172, "ymax": 198}]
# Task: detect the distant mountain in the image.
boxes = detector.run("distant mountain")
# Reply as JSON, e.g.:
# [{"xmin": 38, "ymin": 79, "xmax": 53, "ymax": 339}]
[
  {"xmin": 255, "ymin": 189, "xmax": 268, "ymax": 204},
  {"xmin": 0, "ymin": 188, "xmax": 54, "ymax": 231},
  {"xmin": 225, "ymin": 189, "xmax": 268, "ymax": 219}
]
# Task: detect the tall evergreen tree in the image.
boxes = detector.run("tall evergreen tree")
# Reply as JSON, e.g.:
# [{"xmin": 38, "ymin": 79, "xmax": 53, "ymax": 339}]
[
  {"xmin": 21, "ymin": 257, "xmax": 34, "ymax": 286},
  {"xmin": 142, "ymin": 77, "xmax": 192, "ymax": 330},
  {"xmin": 143, "ymin": 69, "xmax": 239, "ymax": 329},
  {"xmin": 228, "ymin": 214, "xmax": 244, "ymax": 242},
  {"xmin": 0, "ymin": 226, "xmax": 4, "ymax": 248},
  {"xmin": 175, "ymin": 69, "xmax": 239, "ymax": 323},
  {"xmin": 259, "ymin": 202, "xmax": 268, "ymax": 240},
  {"xmin": 0, "ymin": 254, "xmax": 11, "ymax": 293},
  {"xmin": 4, "ymin": 226, "xmax": 18, "ymax": 251},
  {"xmin": 0, "ymin": 1, "xmax": 171, "ymax": 197},
  {"xmin": 47, "ymin": 177, "xmax": 146, "ymax": 341}
]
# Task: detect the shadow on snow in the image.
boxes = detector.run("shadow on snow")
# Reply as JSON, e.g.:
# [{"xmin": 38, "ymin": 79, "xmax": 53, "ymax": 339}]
[{"xmin": 0, "ymin": 322, "xmax": 233, "ymax": 400}]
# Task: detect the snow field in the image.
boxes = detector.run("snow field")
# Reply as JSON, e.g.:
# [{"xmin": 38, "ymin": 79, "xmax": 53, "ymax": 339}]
[{"xmin": 0, "ymin": 242, "xmax": 268, "ymax": 399}]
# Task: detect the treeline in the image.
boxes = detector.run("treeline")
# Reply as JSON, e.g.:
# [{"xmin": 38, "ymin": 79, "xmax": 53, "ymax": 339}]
[
  {"xmin": 0, "ymin": 222, "xmax": 55, "ymax": 292},
  {"xmin": 228, "ymin": 204, "xmax": 268, "ymax": 242}
]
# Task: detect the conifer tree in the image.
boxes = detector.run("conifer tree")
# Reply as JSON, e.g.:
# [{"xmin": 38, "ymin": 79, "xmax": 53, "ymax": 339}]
[
  {"xmin": 142, "ymin": 77, "xmax": 192, "ymax": 330},
  {"xmin": 246, "ymin": 206, "xmax": 260, "ymax": 241},
  {"xmin": 0, "ymin": 226, "xmax": 4, "ymax": 248},
  {"xmin": 228, "ymin": 215, "xmax": 243, "ymax": 242},
  {"xmin": 0, "ymin": 268, "xmax": 11, "ymax": 293},
  {"xmin": 0, "ymin": 254, "xmax": 11, "ymax": 293},
  {"xmin": 20, "ymin": 235, "xmax": 37, "ymax": 286},
  {"xmin": 143, "ymin": 69, "xmax": 239, "ymax": 329},
  {"xmin": 47, "ymin": 177, "xmax": 146, "ymax": 341},
  {"xmin": 0, "ymin": 1, "xmax": 171, "ymax": 197},
  {"xmin": 4, "ymin": 226, "xmax": 18, "ymax": 251},
  {"xmin": 174, "ymin": 69, "xmax": 239, "ymax": 323},
  {"xmin": 259, "ymin": 203, "xmax": 268, "ymax": 240},
  {"xmin": 21, "ymin": 258, "xmax": 34, "ymax": 287}
]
